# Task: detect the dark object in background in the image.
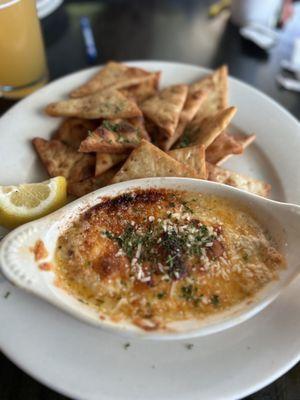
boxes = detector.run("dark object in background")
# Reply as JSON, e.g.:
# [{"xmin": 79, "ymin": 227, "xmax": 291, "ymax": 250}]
[{"xmin": 80, "ymin": 16, "xmax": 98, "ymax": 64}]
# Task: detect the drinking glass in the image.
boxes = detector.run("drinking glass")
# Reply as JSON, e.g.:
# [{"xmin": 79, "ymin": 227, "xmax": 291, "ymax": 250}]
[{"xmin": 0, "ymin": 0, "xmax": 48, "ymax": 99}]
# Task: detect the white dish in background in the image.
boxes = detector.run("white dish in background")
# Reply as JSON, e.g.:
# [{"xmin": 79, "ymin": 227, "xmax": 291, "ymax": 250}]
[
  {"xmin": 0, "ymin": 61, "xmax": 300, "ymax": 399},
  {"xmin": 1, "ymin": 177, "xmax": 299, "ymax": 340},
  {"xmin": 37, "ymin": 0, "xmax": 63, "ymax": 19}
]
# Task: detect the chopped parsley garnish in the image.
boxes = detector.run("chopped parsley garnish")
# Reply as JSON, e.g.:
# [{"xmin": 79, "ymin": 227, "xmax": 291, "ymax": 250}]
[
  {"xmin": 178, "ymin": 134, "xmax": 191, "ymax": 148},
  {"xmin": 102, "ymin": 120, "xmax": 120, "ymax": 132},
  {"xmin": 102, "ymin": 209, "xmax": 219, "ymax": 283},
  {"xmin": 181, "ymin": 284, "xmax": 194, "ymax": 301},
  {"xmin": 211, "ymin": 294, "xmax": 220, "ymax": 307},
  {"xmin": 4, "ymin": 291, "xmax": 10, "ymax": 299},
  {"xmin": 157, "ymin": 291, "xmax": 166, "ymax": 299},
  {"xmin": 181, "ymin": 201, "xmax": 193, "ymax": 214},
  {"xmin": 123, "ymin": 342, "xmax": 131, "ymax": 350},
  {"xmin": 117, "ymin": 134, "xmax": 131, "ymax": 144},
  {"xmin": 242, "ymin": 254, "xmax": 249, "ymax": 262},
  {"xmin": 181, "ymin": 285, "xmax": 204, "ymax": 305},
  {"xmin": 184, "ymin": 343, "xmax": 194, "ymax": 350}
]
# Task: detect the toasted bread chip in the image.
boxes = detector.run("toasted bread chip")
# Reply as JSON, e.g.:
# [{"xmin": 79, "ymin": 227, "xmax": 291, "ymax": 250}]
[
  {"xmin": 111, "ymin": 140, "xmax": 199, "ymax": 183},
  {"xmin": 190, "ymin": 65, "xmax": 228, "ymax": 123},
  {"xmin": 178, "ymin": 106, "xmax": 237, "ymax": 149},
  {"xmin": 122, "ymin": 72, "xmax": 161, "ymax": 103},
  {"xmin": 206, "ymin": 131, "xmax": 243, "ymax": 164},
  {"xmin": 52, "ymin": 118, "xmax": 99, "ymax": 149},
  {"xmin": 70, "ymin": 62, "xmax": 156, "ymax": 98},
  {"xmin": 32, "ymin": 138, "xmax": 95, "ymax": 182},
  {"xmin": 168, "ymin": 145, "xmax": 207, "ymax": 179},
  {"xmin": 233, "ymin": 132, "xmax": 256, "ymax": 149},
  {"xmin": 156, "ymin": 90, "xmax": 207, "ymax": 151},
  {"xmin": 45, "ymin": 89, "xmax": 142, "ymax": 120},
  {"xmin": 207, "ymin": 163, "xmax": 270, "ymax": 197},
  {"xmin": 140, "ymin": 84, "xmax": 188, "ymax": 138},
  {"xmin": 95, "ymin": 153, "xmax": 127, "ymax": 176},
  {"xmin": 207, "ymin": 132, "xmax": 256, "ymax": 165},
  {"xmin": 79, "ymin": 118, "xmax": 149, "ymax": 154},
  {"xmin": 68, "ymin": 168, "xmax": 118, "ymax": 197}
]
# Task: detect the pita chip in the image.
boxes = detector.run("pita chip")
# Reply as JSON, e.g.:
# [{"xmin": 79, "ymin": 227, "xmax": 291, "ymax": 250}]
[
  {"xmin": 45, "ymin": 89, "xmax": 142, "ymax": 120},
  {"xmin": 233, "ymin": 132, "xmax": 256, "ymax": 149},
  {"xmin": 52, "ymin": 118, "xmax": 99, "ymax": 149},
  {"xmin": 111, "ymin": 140, "xmax": 199, "ymax": 184},
  {"xmin": 207, "ymin": 132, "xmax": 256, "ymax": 165},
  {"xmin": 207, "ymin": 162, "xmax": 270, "ymax": 197},
  {"xmin": 156, "ymin": 89, "xmax": 207, "ymax": 151},
  {"xmin": 168, "ymin": 145, "xmax": 207, "ymax": 179},
  {"xmin": 178, "ymin": 106, "xmax": 237, "ymax": 149},
  {"xmin": 95, "ymin": 152, "xmax": 127, "ymax": 176},
  {"xmin": 140, "ymin": 84, "xmax": 188, "ymax": 137},
  {"xmin": 122, "ymin": 72, "xmax": 161, "ymax": 103},
  {"xmin": 79, "ymin": 118, "xmax": 149, "ymax": 154},
  {"xmin": 190, "ymin": 65, "xmax": 228, "ymax": 123},
  {"xmin": 70, "ymin": 61, "xmax": 157, "ymax": 98},
  {"xmin": 32, "ymin": 138, "xmax": 95, "ymax": 182},
  {"xmin": 68, "ymin": 168, "xmax": 118, "ymax": 197}
]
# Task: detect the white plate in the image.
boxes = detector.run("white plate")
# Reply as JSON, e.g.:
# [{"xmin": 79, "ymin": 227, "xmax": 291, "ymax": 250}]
[{"xmin": 0, "ymin": 61, "xmax": 299, "ymax": 400}]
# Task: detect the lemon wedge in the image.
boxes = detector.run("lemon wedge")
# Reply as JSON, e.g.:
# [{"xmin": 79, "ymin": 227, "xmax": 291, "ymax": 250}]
[{"xmin": 0, "ymin": 177, "xmax": 67, "ymax": 229}]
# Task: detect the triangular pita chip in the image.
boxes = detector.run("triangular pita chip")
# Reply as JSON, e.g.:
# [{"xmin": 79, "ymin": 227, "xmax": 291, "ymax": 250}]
[
  {"xmin": 45, "ymin": 89, "xmax": 142, "ymax": 120},
  {"xmin": 156, "ymin": 90, "xmax": 207, "ymax": 151},
  {"xmin": 168, "ymin": 145, "xmax": 207, "ymax": 179},
  {"xmin": 111, "ymin": 140, "xmax": 199, "ymax": 184},
  {"xmin": 79, "ymin": 118, "xmax": 149, "ymax": 154},
  {"xmin": 32, "ymin": 138, "xmax": 95, "ymax": 182},
  {"xmin": 177, "ymin": 106, "xmax": 237, "ymax": 149},
  {"xmin": 207, "ymin": 132, "xmax": 256, "ymax": 165},
  {"xmin": 70, "ymin": 62, "xmax": 157, "ymax": 98},
  {"xmin": 121, "ymin": 72, "xmax": 161, "ymax": 103},
  {"xmin": 207, "ymin": 163, "xmax": 270, "ymax": 197},
  {"xmin": 52, "ymin": 118, "xmax": 99, "ymax": 149},
  {"xmin": 95, "ymin": 152, "xmax": 127, "ymax": 176},
  {"xmin": 140, "ymin": 84, "xmax": 188, "ymax": 137},
  {"xmin": 190, "ymin": 65, "xmax": 228, "ymax": 123},
  {"xmin": 68, "ymin": 168, "xmax": 118, "ymax": 197},
  {"xmin": 233, "ymin": 132, "xmax": 256, "ymax": 149}
]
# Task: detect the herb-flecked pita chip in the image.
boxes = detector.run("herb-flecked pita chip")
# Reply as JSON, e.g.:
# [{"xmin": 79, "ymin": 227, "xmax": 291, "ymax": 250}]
[
  {"xmin": 79, "ymin": 118, "xmax": 149, "ymax": 154},
  {"xmin": 52, "ymin": 118, "xmax": 99, "ymax": 149},
  {"xmin": 32, "ymin": 138, "xmax": 95, "ymax": 182},
  {"xmin": 45, "ymin": 89, "xmax": 142, "ymax": 120},
  {"xmin": 70, "ymin": 62, "xmax": 156, "ymax": 98},
  {"xmin": 121, "ymin": 72, "xmax": 161, "ymax": 103},
  {"xmin": 95, "ymin": 153, "xmax": 127, "ymax": 176},
  {"xmin": 68, "ymin": 168, "xmax": 118, "ymax": 197},
  {"xmin": 140, "ymin": 84, "xmax": 188, "ymax": 138},
  {"xmin": 190, "ymin": 65, "xmax": 228, "ymax": 123},
  {"xmin": 156, "ymin": 90, "xmax": 207, "ymax": 151},
  {"xmin": 111, "ymin": 140, "xmax": 199, "ymax": 183},
  {"xmin": 207, "ymin": 162, "xmax": 270, "ymax": 197},
  {"xmin": 178, "ymin": 106, "xmax": 237, "ymax": 149},
  {"xmin": 168, "ymin": 145, "xmax": 207, "ymax": 179}
]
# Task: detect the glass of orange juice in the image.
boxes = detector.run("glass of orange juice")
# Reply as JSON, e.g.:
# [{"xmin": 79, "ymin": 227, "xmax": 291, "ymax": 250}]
[{"xmin": 0, "ymin": 0, "xmax": 48, "ymax": 99}]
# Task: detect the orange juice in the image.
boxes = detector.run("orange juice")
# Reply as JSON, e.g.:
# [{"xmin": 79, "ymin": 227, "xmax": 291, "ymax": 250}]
[{"xmin": 0, "ymin": 0, "xmax": 48, "ymax": 98}]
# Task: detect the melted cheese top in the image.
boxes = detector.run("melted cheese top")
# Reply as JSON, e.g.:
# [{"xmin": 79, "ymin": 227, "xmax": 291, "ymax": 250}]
[{"xmin": 55, "ymin": 189, "xmax": 285, "ymax": 331}]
